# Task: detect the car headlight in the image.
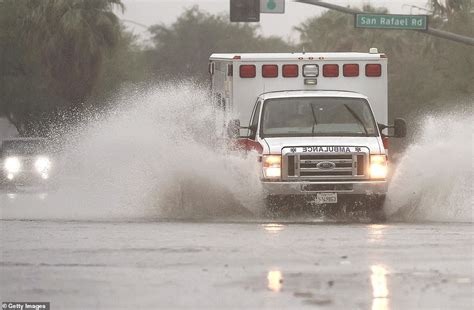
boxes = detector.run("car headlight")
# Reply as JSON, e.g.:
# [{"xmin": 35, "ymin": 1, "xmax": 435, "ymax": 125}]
[
  {"xmin": 35, "ymin": 157, "xmax": 51, "ymax": 173},
  {"xmin": 263, "ymin": 155, "xmax": 281, "ymax": 179},
  {"xmin": 370, "ymin": 155, "xmax": 387, "ymax": 179},
  {"xmin": 4, "ymin": 157, "xmax": 21, "ymax": 174}
]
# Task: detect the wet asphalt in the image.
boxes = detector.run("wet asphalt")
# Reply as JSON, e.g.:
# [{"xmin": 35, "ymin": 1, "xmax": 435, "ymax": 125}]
[{"xmin": 1, "ymin": 218, "xmax": 472, "ymax": 309}]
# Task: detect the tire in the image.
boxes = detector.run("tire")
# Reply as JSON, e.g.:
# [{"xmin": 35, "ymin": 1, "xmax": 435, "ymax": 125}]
[
  {"xmin": 365, "ymin": 195, "xmax": 387, "ymax": 223},
  {"xmin": 264, "ymin": 195, "xmax": 287, "ymax": 217},
  {"xmin": 264, "ymin": 195, "xmax": 331, "ymax": 218},
  {"xmin": 264, "ymin": 195, "xmax": 307, "ymax": 218},
  {"xmin": 332, "ymin": 195, "xmax": 386, "ymax": 222}
]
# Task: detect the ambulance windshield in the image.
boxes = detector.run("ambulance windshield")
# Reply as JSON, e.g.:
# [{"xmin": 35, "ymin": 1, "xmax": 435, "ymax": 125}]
[{"xmin": 261, "ymin": 97, "xmax": 378, "ymax": 137}]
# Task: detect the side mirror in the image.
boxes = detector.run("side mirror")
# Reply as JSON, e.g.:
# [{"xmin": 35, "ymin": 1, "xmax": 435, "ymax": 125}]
[
  {"xmin": 247, "ymin": 124, "xmax": 258, "ymax": 140},
  {"xmin": 227, "ymin": 119, "xmax": 241, "ymax": 139},
  {"xmin": 378, "ymin": 118, "xmax": 407, "ymax": 138},
  {"xmin": 393, "ymin": 118, "xmax": 407, "ymax": 138}
]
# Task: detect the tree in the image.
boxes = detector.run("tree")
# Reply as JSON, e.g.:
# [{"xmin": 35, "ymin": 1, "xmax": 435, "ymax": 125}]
[
  {"xmin": 147, "ymin": 6, "xmax": 292, "ymax": 82},
  {"xmin": 0, "ymin": 0, "xmax": 125, "ymax": 135},
  {"xmin": 430, "ymin": 0, "xmax": 472, "ymax": 19},
  {"xmin": 25, "ymin": 0, "xmax": 124, "ymax": 104},
  {"xmin": 0, "ymin": 0, "xmax": 53, "ymax": 134},
  {"xmin": 90, "ymin": 26, "xmax": 150, "ymax": 103}
]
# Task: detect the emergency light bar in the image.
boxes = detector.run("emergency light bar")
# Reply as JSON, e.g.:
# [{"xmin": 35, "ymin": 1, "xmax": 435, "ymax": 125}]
[
  {"xmin": 282, "ymin": 65, "xmax": 298, "ymax": 77},
  {"xmin": 236, "ymin": 63, "xmax": 382, "ymax": 78},
  {"xmin": 343, "ymin": 64, "xmax": 359, "ymax": 77},
  {"xmin": 323, "ymin": 64, "xmax": 339, "ymax": 77},
  {"xmin": 240, "ymin": 65, "xmax": 256, "ymax": 78},
  {"xmin": 262, "ymin": 65, "xmax": 278, "ymax": 78},
  {"xmin": 303, "ymin": 64, "xmax": 319, "ymax": 77},
  {"xmin": 304, "ymin": 79, "xmax": 318, "ymax": 85},
  {"xmin": 366, "ymin": 64, "xmax": 382, "ymax": 77}
]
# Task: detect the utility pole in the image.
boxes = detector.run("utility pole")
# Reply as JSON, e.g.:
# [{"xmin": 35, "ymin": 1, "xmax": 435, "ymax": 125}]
[{"xmin": 295, "ymin": 0, "xmax": 474, "ymax": 46}]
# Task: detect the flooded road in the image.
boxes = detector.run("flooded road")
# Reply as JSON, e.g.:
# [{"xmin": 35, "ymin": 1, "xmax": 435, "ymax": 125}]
[
  {"xmin": 0, "ymin": 87, "xmax": 472, "ymax": 309},
  {"xmin": 1, "ymin": 219, "xmax": 472, "ymax": 309}
]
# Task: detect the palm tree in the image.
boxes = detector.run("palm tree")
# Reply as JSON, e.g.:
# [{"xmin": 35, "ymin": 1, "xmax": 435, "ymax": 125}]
[
  {"xmin": 25, "ymin": 0, "xmax": 124, "ymax": 104},
  {"xmin": 430, "ymin": 0, "xmax": 471, "ymax": 18}
]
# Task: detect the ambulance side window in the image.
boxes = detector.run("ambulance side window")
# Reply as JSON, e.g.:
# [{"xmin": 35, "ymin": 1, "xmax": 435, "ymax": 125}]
[{"xmin": 248, "ymin": 100, "xmax": 261, "ymax": 140}]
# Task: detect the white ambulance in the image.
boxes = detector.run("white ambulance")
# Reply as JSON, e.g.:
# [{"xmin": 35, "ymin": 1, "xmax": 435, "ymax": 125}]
[{"xmin": 209, "ymin": 49, "xmax": 406, "ymax": 213}]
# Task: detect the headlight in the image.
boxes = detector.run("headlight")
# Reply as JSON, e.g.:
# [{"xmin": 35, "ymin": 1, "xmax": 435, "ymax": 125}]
[
  {"xmin": 4, "ymin": 157, "xmax": 21, "ymax": 174},
  {"xmin": 263, "ymin": 155, "xmax": 281, "ymax": 179},
  {"xmin": 35, "ymin": 157, "xmax": 51, "ymax": 173},
  {"xmin": 370, "ymin": 155, "xmax": 387, "ymax": 179}
]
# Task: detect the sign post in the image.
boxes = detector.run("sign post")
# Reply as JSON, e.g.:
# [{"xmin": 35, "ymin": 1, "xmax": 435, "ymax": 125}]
[{"xmin": 355, "ymin": 14, "xmax": 428, "ymax": 30}]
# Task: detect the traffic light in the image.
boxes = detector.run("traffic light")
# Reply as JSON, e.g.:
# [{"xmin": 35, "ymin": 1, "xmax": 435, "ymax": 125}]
[{"xmin": 230, "ymin": 0, "xmax": 260, "ymax": 22}]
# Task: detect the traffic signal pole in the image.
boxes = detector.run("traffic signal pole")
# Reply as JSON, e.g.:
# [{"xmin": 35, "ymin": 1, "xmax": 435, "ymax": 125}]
[{"xmin": 295, "ymin": 0, "xmax": 474, "ymax": 46}]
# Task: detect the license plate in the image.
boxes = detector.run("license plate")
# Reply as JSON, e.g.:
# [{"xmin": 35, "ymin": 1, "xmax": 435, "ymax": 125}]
[{"xmin": 313, "ymin": 193, "xmax": 338, "ymax": 204}]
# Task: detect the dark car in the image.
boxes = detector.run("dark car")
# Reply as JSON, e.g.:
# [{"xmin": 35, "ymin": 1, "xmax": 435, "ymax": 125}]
[{"xmin": 1, "ymin": 138, "xmax": 58, "ymax": 191}]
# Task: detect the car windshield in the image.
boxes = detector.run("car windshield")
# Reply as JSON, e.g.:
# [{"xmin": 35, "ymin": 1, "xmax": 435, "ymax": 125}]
[
  {"xmin": 1, "ymin": 139, "xmax": 50, "ymax": 156},
  {"xmin": 261, "ymin": 97, "xmax": 378, "ymax": 138}
]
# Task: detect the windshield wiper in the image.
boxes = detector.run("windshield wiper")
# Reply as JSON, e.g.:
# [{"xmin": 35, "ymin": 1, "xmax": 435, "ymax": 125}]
[
  {"xmin": 343, "ymin": 104, "xmax": 368, "ymax": 135},
  {"xmin": 309, "ymin": 103, "xmax": 318, "ymax": 136}
]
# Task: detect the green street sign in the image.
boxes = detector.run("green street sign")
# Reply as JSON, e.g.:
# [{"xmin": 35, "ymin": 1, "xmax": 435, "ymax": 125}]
[{"xmin": 355, "ymin": 14, "xmax": 428, "ymax": 30}]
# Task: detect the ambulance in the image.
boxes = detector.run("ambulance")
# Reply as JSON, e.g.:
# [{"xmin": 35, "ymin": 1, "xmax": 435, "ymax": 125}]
[{"xmin": 209, "ymin": 49, "xmax": 406, "ymax": 213}]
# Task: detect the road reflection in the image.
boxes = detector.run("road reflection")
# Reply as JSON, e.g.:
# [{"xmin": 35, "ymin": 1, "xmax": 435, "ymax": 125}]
[
  {"xmin": 371, "ymin": 265, "xmax": 389, "ymax": 310},
  {"xmin": 262, "ymin": 223, "xmax": 285, "ymax": 234},
  {"xmin": 267, "ymin": 270, "xmax": 283, "ymax": 292},
  {"xmin": 368, "ymin": 224, "xmax": 387, "ymax": 243}
]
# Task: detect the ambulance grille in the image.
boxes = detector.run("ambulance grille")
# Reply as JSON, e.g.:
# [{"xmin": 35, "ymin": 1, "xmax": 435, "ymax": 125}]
[{"xmin": 283, "ymin": 152, "xmax": 368, "ymax": 181}]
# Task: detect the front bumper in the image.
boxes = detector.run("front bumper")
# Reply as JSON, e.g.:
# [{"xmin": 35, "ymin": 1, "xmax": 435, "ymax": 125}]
[
  {"xmin": 2, "ymin": 171, "xmax": 52, "ymax": 186},
  {"xmin": 262, "ymin": 180, "xmax": 387, "ymax": 196}
]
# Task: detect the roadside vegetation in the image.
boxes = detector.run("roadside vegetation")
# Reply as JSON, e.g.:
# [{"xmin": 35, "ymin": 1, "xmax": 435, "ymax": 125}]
[{"xmin": 0, "ymin": 0, "xmax": 472, "ymax": 137}]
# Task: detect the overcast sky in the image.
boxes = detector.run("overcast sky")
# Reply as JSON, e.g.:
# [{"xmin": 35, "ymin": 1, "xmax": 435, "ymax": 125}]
[{"xmin": 118, "ymin": 0, "xmax": 432, "ymax": 41}]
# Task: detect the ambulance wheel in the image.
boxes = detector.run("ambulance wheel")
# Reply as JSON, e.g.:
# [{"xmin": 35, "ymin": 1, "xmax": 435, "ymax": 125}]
[
  {"xmin": 337, "ymin": 195, "xmax": 386, "ymax": 222},
  {"xmin": 264, "ymin": 195, "xmax": 292, "ymax": 217},
  {"xmin": 365, "ymin": 195, "xmax": 386, "ymax": 223}
]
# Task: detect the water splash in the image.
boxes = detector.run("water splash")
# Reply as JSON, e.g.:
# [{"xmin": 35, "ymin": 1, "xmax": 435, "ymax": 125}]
[
  {"xmin": 1, "ymin": 83, "xmax": 263, "ymax": 220},
  {"xmin": 385, "ymin": 110, "xmax": 473, "ymax": 223},
  {"xmin": 3, "ymin": 86, "xmax": 472, "ymax": 223}
]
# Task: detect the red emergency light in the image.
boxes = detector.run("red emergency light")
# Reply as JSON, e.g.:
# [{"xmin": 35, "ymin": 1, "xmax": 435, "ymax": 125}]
[
  {"xmin": 282, "ymin": 65, "xmax": 298, "ymax": 77},
  {"xmin": 323, "ymin": 64, "xmax": 339, "ymax": 77},
  {"xmin": 343, "ymin": 64, "xmax": 359, "ymax": 77},
  {"xmin": 366, "ymin": 64, "xmax": 382, "ymax": 77},
  {"xmin": 262, "ymin": 65, "xmax": 278, "ymax": 78},
  {"xmin": 240, "ymin": 65, "xmax": 256, "ymax": 78}
]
